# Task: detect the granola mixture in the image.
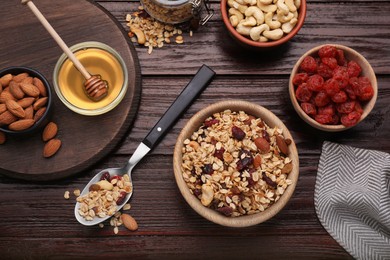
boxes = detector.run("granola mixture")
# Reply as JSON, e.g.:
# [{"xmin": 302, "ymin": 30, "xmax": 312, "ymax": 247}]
[
  {"xmin": 181, "ymin": 110, "xmax": 293, "ymax": 217},
  {"xmin": 76, "ymin": 174, "xmax": 132, "ymax": 221}
]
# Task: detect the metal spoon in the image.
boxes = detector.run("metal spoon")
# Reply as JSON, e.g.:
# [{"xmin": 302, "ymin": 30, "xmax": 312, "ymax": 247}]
[{"xmin": 75, "ymin": 65, "xmax": 215, "ymax": 226}]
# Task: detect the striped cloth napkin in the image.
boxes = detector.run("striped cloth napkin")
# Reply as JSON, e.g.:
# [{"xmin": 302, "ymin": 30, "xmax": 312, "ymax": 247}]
[{"xmin": 315, "ymin": 141, "xmax": 390, "ymax": 260}]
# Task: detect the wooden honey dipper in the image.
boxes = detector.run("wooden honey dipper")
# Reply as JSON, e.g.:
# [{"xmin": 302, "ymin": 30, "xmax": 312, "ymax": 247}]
[{"xmin": 22, "ymin": 0, "xmax": 109, "ymax": 101}]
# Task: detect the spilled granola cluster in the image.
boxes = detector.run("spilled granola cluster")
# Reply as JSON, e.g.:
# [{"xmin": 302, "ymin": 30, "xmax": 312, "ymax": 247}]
[{"xmin": 181, "ymin": 110, "xmax": 293, "ymax": 217}]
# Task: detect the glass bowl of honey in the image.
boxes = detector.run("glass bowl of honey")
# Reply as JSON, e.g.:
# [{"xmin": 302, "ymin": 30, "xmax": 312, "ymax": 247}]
[{"xmin": 53, "ymin": 41, "xmax": 128, "ymax": 116}]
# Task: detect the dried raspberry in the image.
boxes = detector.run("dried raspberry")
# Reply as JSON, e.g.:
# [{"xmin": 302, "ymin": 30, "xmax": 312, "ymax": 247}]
[
  {"xmin": 318, "ymin": 45, "xmax": 337, "ymax": 58},
  {"xmin": 307, "ymin": 74, "xmax": 324, "ymax": 92},
  {"xmin": 300, "ymin": 102, "xmax": 317, "ymax": 116},
  {"xmin": 300, "ymin": 56, "xmax": 317, "ymax": 74},
  {"xmin": 314, "ymin": 91, "xmax": 330, "ymax": 107},
  {"xmin": 295, "ymin": 83, "xmax": 312, "ymax": 102},
  {"xmin": 347, "ymin": 60, "xmax": 362, "ymax": 78},
  {"xmin": 292, "ymin": 73, "xmax": 309, "ymax": 86}
]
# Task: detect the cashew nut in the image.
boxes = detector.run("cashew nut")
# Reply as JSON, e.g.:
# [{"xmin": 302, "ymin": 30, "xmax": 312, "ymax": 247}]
[
  {"xmin": 241, "ymin": 16, "xmax": 257, "ymax": 27},
  {"xmin": 277, "ymin": 11, "xmax": 294, "ymax": 23},
  {"xmin": 265, "ymin": 12, "xmax": 281, "ymax": 29},
  {"xmin": 231, "ymin": 0, "xmax": 248, "ymax": 14},
  {"xmin": 236, "ymin": 23, "xmax": 252, "ymax": 36},
  {"xmin": 249, "ymin": 24, "xmax": 270, "ymax": 41},
  {"xmin": 130, "ymin": 27, "xmax": 146, "ymax": 45},
  {"xmin": 229, "ymin": 8, "xmax": 244, "ymax": 21},
  {"xmin": 285, "ymin": 0, "xmax": 297, "ymax": 12},
  {"xmin": 276, "ymin": 0, "xmax": 290, "ymax": 15},
  {"xmin": 281, "ymin": 21, "xmax": 293, "ymax": 33},
  {"xmin": 259, "ymin": 36, "xmax": 269, "ymax": 42},
  {"xmin": 263, "ymin": 28, "xmax": 284, "ymax": 40},
  {"xmin": 230, "ymin": 15, "xmax": 240, "ymax": 27},
  {"xmin": 244, "ymin": 0, "xmax": 257, "ymax": 5},
  {"xmin": 235, "ymin": 0, "xmax": 246, "ymax": 4},
  {"xmin": 293, "ymin": 10, "xmax": 298, "ymax": 18},
  {"xmin": 257, "ymin": 0, "xmax": 277, "ymax": 13},
  {"xmin": 201, "ymin": 184, "xmax": 214, "ymax": 206},
  {"xmin": 259, "ymin": 0, "xmax": 273, "ymax": 4},
  {"xmin": 294, "ymin": 0, "xmax": 301, "ymax": 9},
  {"xmin": 245, "ymin": 6, "xmax": 265, "ymax": 25}
]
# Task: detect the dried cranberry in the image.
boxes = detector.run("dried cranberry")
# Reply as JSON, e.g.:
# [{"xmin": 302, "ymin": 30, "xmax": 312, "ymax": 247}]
[
  {"xmin": 345, "ymin": 85, "xmax": 357, "ymax": 100},
  {"xmin": 314, "ymin": 91, "xmax": 330, "ymax": 107},
  {"xmin": 307, "ymin": 74, "xmax": 324, "ymax": 92},
  {"xmin": 110, "ymin": 175, "xmax": 122, "ymax": 181},
  {"xmin": 330, "ymin": 114, "xmax": 340, "ymax": 125},
  {"xmin": 295, "ymin": 83, "xmax": 313, "ymax": 102},
  {"xmin": 300, "ymin": 56, "xmax": 317, "ymax": 74},
  {"xmin": 347, "ymin": 60, "xmax": 362, "ymax": 78},
  {"xmin": 193, "ymin": 189, "xmax": 202, "ymax": 197},
  {"xmin": 337, "ymin": 100, "xmax": 356, "ymax": 114},
  {"xmin": 292, "ymin": 73, "xmax": 309, "ymax": 86},
  {"xmin": 116, "ymin": 191, "xmax": 127, "ymax": 205},
  {"xmin": 321, "ymin": 57, "xmax": 338, "ymax": 69},
  {"xmin": 100, "ymin": 171, "xmax": 111, "ymax": 181},
  {"xmin": 336, "ymin": 49, "xmax": 346, "ymax": 66},
  {"xmin": 262, "ymin": 174, "xmax": 277, "ymax": 188},
  {"xmin": 204, "ymin": 118, "xmax": 219, "ymax": 127},
  {"xmin": 318, "ymin": 45, "xmax": 337, "ymax": 58},
  {"xmin": 317, "ymin": 63, "xmax": 333, "ymax": 79},
  {"xmin": 300, "ymin": 102, "xmax": 317, "ymax": 117},
  {"xmin": 354, "ymin": 102, "xmax": 364, "ymax": 114},
  {"xmin": 230, "ymin": 186, "xmax": 241, "ymax": 195},
  {"xmin": 261, "ymin": 129, "xmax": 270, "ymax": 142},
  {"xmin": 331, "ymin": 91, "xmax": 348, "ymax": 103},
  {"xmin": 236, "ymin": 150, "xmax": 253, "ymax": 171},
  {"xmin": 232, "ymin": 126, "xmax": 246, "ymax": 141},
  {"xmin": 216, "ymin": 206, "xmax": 233, "ymax": 217},
  {"xmin": 201, "ymin": 164, "xmax": 214, "ymax": 175},
  {"xmin": 315, "ymin": 114, "xmax": 333, "ymax": 125},
  {"xmin": 318, "ymin": 103, "xmax": 335, "ymax": 116},
  {"xmin": 341, "ymin": 111, "xmax": 362, "ymax": 127},
  {"xmin": 324, "ymin": 78, "xmax": 340, "ymax": 97},
  {"xmin": 214, "ymin": 147, "xmax": 225, "ymax": 160},
  {"xmin": 333, "ymin": 66, "xmax": 349, "ymax": 88},
  {"xmin": 357, "ymin": 77, "xmax": 374, "ymax": 101}
]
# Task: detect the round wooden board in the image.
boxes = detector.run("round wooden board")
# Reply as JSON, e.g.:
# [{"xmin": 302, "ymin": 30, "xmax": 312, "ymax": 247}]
[{"xmin": 0, "ymin": 0, "xmax": 141, "ymax": 181}]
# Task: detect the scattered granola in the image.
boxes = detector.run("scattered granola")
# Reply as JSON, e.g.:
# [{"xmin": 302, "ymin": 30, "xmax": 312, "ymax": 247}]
[
  {"xmin": 181, "ymin": 110, "xmax": 293, "ymax": 217},
  {"xmin": 64, "ymin": 190, "xmax": 70, "ymax": 200},
  {"xmin": 125, "ymin": 6, "xmax": 192, "ymax": 54}
]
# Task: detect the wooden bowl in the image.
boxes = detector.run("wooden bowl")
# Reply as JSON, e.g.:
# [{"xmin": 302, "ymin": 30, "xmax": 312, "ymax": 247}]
[
  {"xmin": 173, "ymin": 100, "xmax": 299, "ymax": 227},
  {"xmin": 220, "ymin": 0, "xmax": 306, "ymax": 49},
  {"xmin": 289, "ymin": 44, "xmax": 378, "ymax": 132}
]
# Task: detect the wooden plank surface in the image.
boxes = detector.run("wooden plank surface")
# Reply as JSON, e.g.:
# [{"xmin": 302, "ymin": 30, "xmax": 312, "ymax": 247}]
[{"xmin": 1, "ymin": 0, "xmax": 390, "ymax": 258}]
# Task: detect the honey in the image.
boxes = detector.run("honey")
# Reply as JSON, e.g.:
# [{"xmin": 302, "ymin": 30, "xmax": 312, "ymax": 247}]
[{"xmin": 53, "ymin": 42, "xmax": 128, "ymax": 116}]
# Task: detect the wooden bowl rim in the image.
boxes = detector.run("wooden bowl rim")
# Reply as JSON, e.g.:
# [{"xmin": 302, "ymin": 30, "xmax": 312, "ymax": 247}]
[
  {"xmin": 289, "ymin": 44, "xmax": 378, "ymax": 132},
  {"xmin": 220, "ymin": 0, "xmax": 307, "ymax": 48},
  {"xmin": 173, "ymin": 100, "xmax": 299, "ymax": 227}
]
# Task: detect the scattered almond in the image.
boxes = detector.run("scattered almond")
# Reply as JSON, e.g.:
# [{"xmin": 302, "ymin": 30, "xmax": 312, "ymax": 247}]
[
  {"xmin": 254, "ymin": 137, "xmax": 270, "ymax": 153},
  {"xmin": 275, "ymin": 135, "xmax": 289, "ymax": 155},
  {"xmin": 6, "ymin": 100, "xmax": 25, "ymax": 118},
  {"xmin": 34, "ymin": 107, "xmax": 46, "ymax": 122},
  {"xmin": 0, "ymin": 131, "xmax": 6, "ymax": 144},
  {"xmin": 43, "ymin": 138, "xmax": 62, "ymax": 158},
  {"xmin": 8, "ymin": 119, "xmax": 35, "ymax": 131},
  {"xmin": 42, "ymin": 122, "xmax": 58, "ymax": 141},
  {"xmin": 253, "ymin": 154, "xmax": 262, "ymax": 168},
  {"xmin": 121, "ymin": 213, "xmax": 138, "ymax": 231}
]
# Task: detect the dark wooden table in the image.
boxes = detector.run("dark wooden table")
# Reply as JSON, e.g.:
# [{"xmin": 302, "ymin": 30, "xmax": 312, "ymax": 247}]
[{"xmin": 1, "ymin": 0, "xmax": 389, "ymax": 259}]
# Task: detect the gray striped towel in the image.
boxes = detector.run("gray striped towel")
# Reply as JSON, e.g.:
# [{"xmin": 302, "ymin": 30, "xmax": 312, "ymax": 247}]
[{"xmin": 315, "ymin": 141, "xmax": 390, "ymax": 260}]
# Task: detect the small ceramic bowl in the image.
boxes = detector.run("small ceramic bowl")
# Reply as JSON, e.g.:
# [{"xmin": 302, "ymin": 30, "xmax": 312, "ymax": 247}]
[
  {"xmin": 220, "ymin": 0, "xmax": 306, "ymax": 49},
  {"xmin": 173, "ymin": 100, "xmax": 299, "ymax": 227},
  {"xmin": 0, "ymin": 66, "xmax": 52, "ymax": 136},
  {"xmin": 289, "ymin": 44, "xmax": 378, "ymax": 132},
  {"xmin": 53, "ymin": 41, "xmax": 128, "ymax": 116}
]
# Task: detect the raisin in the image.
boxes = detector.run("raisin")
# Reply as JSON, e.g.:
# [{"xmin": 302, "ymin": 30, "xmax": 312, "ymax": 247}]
[
  {"xmin": 193, "ymin": 189, "xmax": 202, "ymax": 197},
  {"xmin": 331, "ymin": 91, "xmax": 348, "ymax": 103},
  {"xmin": 307, "ymin": 74, "xmax": 324, "ymax": 92},
  {"xmin": 337, "ymin": 100, "xmax": 356, "ymax": 114},
  {"xmin": 314, "ymin": 91, "xmax": 330, "ymax": 107},
  {"xmin": 318, "ymin": 45, "xmax": 337, "ymax": 58},
  {"xmin": 100, "ymin": 171, "xmax": 111, "ymax": 181},
  {"xmin": 232, "ymin": 125, "xmax": 246, "ymax": 141},
  {"xmin": 292, "ymin": 73, "xmax": 309, "ymax": 86},
  {"xmin": 202, "ymin": 164, "xmax": 214, "ymax": 175},
  {"xmin": 315, "ymin": 114, "xmax": 333, "ymax": 125},
  {"xmin": 230, "ymin": 186, "xmax": 241, "ymax": 195},
  {"xmin": 262, "ymin": 174, "xmax": 277, "ymax": 188},
  {"xmin": 116, "ymin": 191, "xmax": 127, "ymax": 205},
  {"xmin": 236, "ymin": 150, "xmax": 253, "ymax": 171},
  {"xmin": 295, "ymin": 83, "xmax": 313, "ymax": 102},
  {"xmin": 347, "ymin": 60, "xmax": 362, "ymax": 78},
  {"xmin": 300, "ymin": 102, "xmax": 317, "ymax": 116},
  {"xmin": 243, "ymin": 115, "xmax": 256, "ymax": 125},
  {"xmin": 324, "ymin": 78, "xmax": 340, "ymax": 97},
  {"xmin": 300, "ymin": 56, "xmax": 317, "ymax": 74},
  {"xmin": 204, "ymin": 118, "xmax": 219, "ymax": 127},
  {"xmin": 261, "ymin": 130, "xmax": 270, "ymax": 142},
  {"xmin": 216, "ymin": 206, "xmax": 233, "ymax": 217},
  {"xmin": 341, "ymin": 111, "xmax": 362, "ymax": 127},
  {"xmin": 214, "ymin": 147, "xmax": 225, "ymax": 160}
]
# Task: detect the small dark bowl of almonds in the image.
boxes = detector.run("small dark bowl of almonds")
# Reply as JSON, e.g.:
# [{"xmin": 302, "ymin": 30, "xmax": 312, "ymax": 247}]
[
  {"xmin": 0, "ymin": 66, "xmax": 52, "ymax": 136},
  {"xmin": 173, "ymin": 100, "xmax": 299, "ymax": 227}
]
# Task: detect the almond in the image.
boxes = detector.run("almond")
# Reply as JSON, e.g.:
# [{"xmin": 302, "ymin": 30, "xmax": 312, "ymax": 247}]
[
  {"xmin": 281, "ymin": 163, "xmax": 293, "ymax": 174},
  {"xmin": 0, "ymin": 89, "xmax": 16, "ymax": 103},
  {"xmin": 8, "ymin": 119, "xmax": 35, "ymax": 131},
  {"xmin": 9, "ymin": 81, "xmax": 25, "ymax": 99},
  {"xmin": 0, "ymin": 74, "xmax": 12, "ymax": 86},
  {"xmin": 34, "ymin": 107, "xmax": 46, "ymax": 122},
  {"xmin": 0, "ymin": 131, "xmax": 5, "ymax": 144},
  {"xmin": 13, "ymin": 72, "xmax": 29, "ymax": 83},
  {"xmin": 253, "ymin": 154, "xmax": 262, "ymax": 168},
  {"xmin": 0, "ymin": 111, "xmax": 18, "ymax": 126},
  {"xmin": 33, "ymin": 97, "xmax": 48, "ymax": 111},
  {"xmin": 25, "ymin": 105, "xmax": 34, "ymax": 119},
  {"xmin": 21, "ymin": 76, "xmax": 33, "ymax": 84},
  {"xmin": 20, "ymin": 82, "xmax": 40, "ymax": 97},
  {"xmin": 6, "ymin": 100, "xmax": 25, "ymax": 118},
  {"xmin": 95, "ymin": 180, "xmax": 114, "ymax": 191},
  {"xmin": 42, "ymin": 122, "xmax": 58, "ymax": 141},
  {"xmin": 275, "ymin": 135, "xmax": 289, "ymax": 155},
  {"xmin": 121, "ymin": 214, "xmax": 138, "ymax": 231},
  {"xmin": 254, "ymin": 137, "xmax": 270, "ymax": 153},
  {"xmin": 0, "ymin": 104, "xmax": 6, "ymax": 114},
  {"xmin": 0, "ymin": 82, "xmax": 3, "ymax": 94},
  {"xmin": 17, "ymin": 97, "xmax": 35, "ymax": 108},
  {"xmin": 33, "ymin": 77, "xmax": 47, "ymax": 97},
  {"xmin": 43, "ymin": 138, "xmax": 61, "ymax": 158}
]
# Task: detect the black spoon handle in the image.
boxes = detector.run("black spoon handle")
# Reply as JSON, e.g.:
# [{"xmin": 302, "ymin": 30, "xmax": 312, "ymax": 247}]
[{"xmin": 142, "ymin": 64, "xmax": 215, "ymax": 149}]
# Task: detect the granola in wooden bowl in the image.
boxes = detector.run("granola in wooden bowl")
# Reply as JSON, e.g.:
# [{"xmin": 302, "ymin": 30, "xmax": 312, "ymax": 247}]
[{"xmin": 173, "ymin": 100, "xmax": 299, "ymax": 227}]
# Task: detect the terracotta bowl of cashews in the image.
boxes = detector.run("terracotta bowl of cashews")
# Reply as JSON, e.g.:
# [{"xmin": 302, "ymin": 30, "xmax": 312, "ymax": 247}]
[{"xmin": 221, "ymin": 0, "xmax": 306, "ymax": 49}]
